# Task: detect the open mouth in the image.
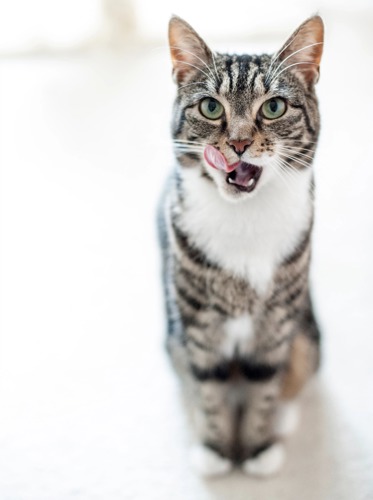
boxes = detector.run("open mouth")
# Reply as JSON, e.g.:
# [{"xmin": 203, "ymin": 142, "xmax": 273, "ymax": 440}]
[
  {"xmin": 226, "ymin": 162, "xmax": 263, "ymax": 193},
  {"xmin": 204, "ymin": 145, "xmax": 263, "ymax": 193}
]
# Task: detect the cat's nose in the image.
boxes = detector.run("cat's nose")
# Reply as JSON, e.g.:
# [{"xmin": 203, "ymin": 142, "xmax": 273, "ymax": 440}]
[{"xmin": 227, "ymin": 139, "xmax": 252, "ymax": 155}]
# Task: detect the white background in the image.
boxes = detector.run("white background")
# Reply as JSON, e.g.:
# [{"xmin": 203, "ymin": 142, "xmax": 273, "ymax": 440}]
[{"xmin": 1, "ymin": 1, "xmax": 373, "ymax": 499}]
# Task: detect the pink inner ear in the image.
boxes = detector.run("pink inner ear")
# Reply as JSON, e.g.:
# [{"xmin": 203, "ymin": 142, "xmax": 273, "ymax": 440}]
[{"xmin": 204, "ymin": 145, "xmax": 239, "ymax": 173}]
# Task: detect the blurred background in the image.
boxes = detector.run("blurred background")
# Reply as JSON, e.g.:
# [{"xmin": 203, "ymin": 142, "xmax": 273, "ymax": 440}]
[
  {"xmin": 0, "ymin": 0, "xmax": 372, "ymax": 52},
  {"xmin": 1, "ymin": 1, "xmax": 373, "ymax": 499}
]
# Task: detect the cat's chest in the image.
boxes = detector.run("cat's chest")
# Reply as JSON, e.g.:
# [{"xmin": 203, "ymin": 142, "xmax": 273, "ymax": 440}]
[{"xmin": 179, "ymin": 169, "xmax": 312, "ymax": 294}]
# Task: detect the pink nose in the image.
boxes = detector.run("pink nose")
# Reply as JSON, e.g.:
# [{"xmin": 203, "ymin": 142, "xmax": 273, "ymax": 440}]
[{"xmin": 228, "ymin": 139, "xmax": 252, "ymax": 155}]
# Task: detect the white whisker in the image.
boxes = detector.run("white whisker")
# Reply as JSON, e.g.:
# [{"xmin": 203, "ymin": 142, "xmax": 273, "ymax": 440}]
[
  {"xmin": 173, "ymin": 139, "xmax": 207, "ymax": 147},
  {"xmin": 277, "ymin": 146, "xmax": 315, "ymax": 161},
  {"xmin": 173, "ymin": 146, "xmax": 204, "ymax": 151},
  {"xmin": 265, "ymin": 33, "xmax": 301, "ymax": 84},
  {"xmin": 278, "ymin": 154, "xmax": 311, "ymax": 171},
  {"xmin": 269, "ymin": 61, "xmax": 319, "ymax": 85},
  {"xmin": 278, "ymin": 160, "xmax": 304, "ymax": 184},
  {"xmin": 269, "ymin": 159, "xmax": 298, "ymax": 194},
  {"xmin": 173, "ymin": 145, "xmax": 204, "ymax": 152},
  {"xmin": 178, "ymin": 81, "xmax": 206, "ymax": 90},
  {"xmin": 281, "ymin": 144, "xmax": 317, "ymax": 154},
  {"xmin": 173, "ymin": 59, "xmax": 214, "ymax": 82},
  {"xmin": 284, "ymin": 139, "xmax": 319, "ymax": 144},
  {"xmin": 268, "ymin": 42, "xmax": 323, "ymax": 85},
  {"xmin": 170, "ymin": 45, "xmax": 218, "ymax": 83},
  {"xmin": 277, "ymin": 152, "xmax": 311, "ymax": 169},
  {"xmin": 211, "ymin": 51, "xmax": 220, "ymax": 83},
  {"xmin": 274, "ymin": 159, "xmax": 305, "ymax": 195}
]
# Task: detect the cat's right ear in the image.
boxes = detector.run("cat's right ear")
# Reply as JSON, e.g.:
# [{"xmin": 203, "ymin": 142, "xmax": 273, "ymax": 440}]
[{"xmin": 168, "ymin": 16, "xmax": 213, "ymax": 85}]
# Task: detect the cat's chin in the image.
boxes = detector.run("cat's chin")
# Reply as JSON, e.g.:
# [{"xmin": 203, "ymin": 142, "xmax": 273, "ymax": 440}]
[{"xmin": 217, "ymin": 184, "xmax": 262, "ymax": 203}]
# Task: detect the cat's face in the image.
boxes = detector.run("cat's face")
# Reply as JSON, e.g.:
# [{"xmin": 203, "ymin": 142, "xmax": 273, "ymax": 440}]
[{"xmin": 169, "ymin": 16, "xmax": 323, "ymax": 202}]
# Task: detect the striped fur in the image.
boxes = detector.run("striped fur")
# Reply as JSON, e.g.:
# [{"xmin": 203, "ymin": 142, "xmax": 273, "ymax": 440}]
[{"xmin": 159, "ymin": 16, "xmax": 323, "ymax": 473}]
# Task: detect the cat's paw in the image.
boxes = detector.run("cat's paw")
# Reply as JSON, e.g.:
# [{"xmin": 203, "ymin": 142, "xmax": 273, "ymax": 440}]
[
  {"xmin": 189, "ymin": 444, "xmax": 233, "ymax": 477},
  {"xmin": 242, "ymin": 442, "xmax": 285, "ymax": 477},
  {"xmin": 274, "ymin": 401, "xmax": 300, "ymax": 437}
]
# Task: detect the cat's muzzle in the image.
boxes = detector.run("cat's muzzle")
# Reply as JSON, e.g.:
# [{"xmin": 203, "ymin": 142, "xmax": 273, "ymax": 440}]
[{"xmin": 204, "ymin": 145, "xmax": 262, "ymax": 193}]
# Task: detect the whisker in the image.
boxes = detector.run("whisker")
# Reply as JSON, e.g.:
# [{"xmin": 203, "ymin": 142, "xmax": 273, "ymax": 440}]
[
  {"xmin": 211, "ymin": 51, "xmax": 220, "ymax": 83},
  {"xmin": 173, "ymin": 139, "xmax": 207, "ymax": 145},
  {"xmin": 172, "ymin": 59, "xmax": 214, "ymax": 82},
  {"xmin": 174, "ymin": 151, "xmax": 203, "ymax": 157},
  {"xmin": 278, "ymin": 157, "xmax": 316, "ymax": 196},
  {"xmin": 268, "ymin": 42, "xmax": 323, "ymax": 85},
  {"xmin": 280, "ymin": 144, "xmax": 317, "ymax": 154},
  {"xmin": 283, "ymin": 137, "xmax": 319, "ymax": 146},
  {"xmin": 277, "ymin": 146, "xmax": 315, "ymax": 161},
  {"xmin": 278, "ymin": 161, "xmax": 303, "ymax": 185},
  {"xmin": 275, "ymin": 155, "xmax": 302, "ymax": 176},
  {"xmin": 283, "ymin": 153, "xmax": 312, "ymax": 169},
  {"xmin": 280, "ymin": 149, "xmax": 316, "ymax": 159},
  {"xmin": 173, "ymin": 140, "xmax": 207, "ymax": 147},
  {"xmin": 173, "ymin": 145, "xmax": 204, "ymax": 149},
  {"xmin": 283, "ymin": 139, "xmax": 319, "ymax": 144},
  {"xmin": 265, "ymin": 32, "xmax": 301, "ymax": 84},
  {"xmin": 178, "ymin": 81, "xmax": 206, "ymax": 90},
  {"xmin": 170, "ymin": 46, "xmax": 218, "ymax": 83},
  {"xmin": 173, "ymin": 145, "xmax": 204, "ymax": 152},
  {"xmin": 277, "ymin": 152, "xmax": 311, "ymax": 169},
  {"xmin": 278, "ymin": 153, "xmax": 311, "ymax": 170},
  {"xmin": 270, "ymin": 159, "xmax": 298, "ymax": 194},
  {"xmin": 275, "ymin": 159, "xmax": 305, "ymax": 194},
  {"xmin": 269, "ymin": 61, "xmax": 319, "ymax": 85},
  {"xmin": 275, "ymin": 153, "xmax": 306, "ymax": 178}
]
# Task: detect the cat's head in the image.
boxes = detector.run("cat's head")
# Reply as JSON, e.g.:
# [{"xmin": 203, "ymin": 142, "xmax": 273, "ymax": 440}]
[{"xmin": 169, "ymin": 16, "xmax": 323, "ymax": 202}]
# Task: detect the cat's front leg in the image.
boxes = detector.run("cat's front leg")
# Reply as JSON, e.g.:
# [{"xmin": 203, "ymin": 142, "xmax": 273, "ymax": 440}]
[
  {"xmin": 238, "ymin": 325, "xmax": 319, "ymax": 476},
  {"xmin": 186, "ymin": 375, "xmax": 236, "ymax": 477},
  {"xmin": 186, "ymin": 334, "xmax": 236, "ymax": 475},
  {"xmin": 238, "ymin": 365, "xmax": 286, "ymax": 477},
  {"xmin": 168, "ymin": 319, "xmax": 237, "ymax": 477}
]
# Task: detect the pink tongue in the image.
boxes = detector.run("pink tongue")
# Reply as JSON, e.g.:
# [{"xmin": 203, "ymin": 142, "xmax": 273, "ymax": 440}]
[
  {"xmin": 204, "ymin": 145, "xmax": 228, "ymax": 171},
  {"xmin": 204, "ymin": 145, "xmax": 239, "ymax": 173}
]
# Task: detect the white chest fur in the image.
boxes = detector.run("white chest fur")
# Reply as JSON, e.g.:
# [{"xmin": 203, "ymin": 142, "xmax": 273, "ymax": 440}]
[
  {"xmin": 221, "ymin": 313, "xmax": 254, "ymax": 357},
  {"xmin": 179, "ymin": 168, "xmax": 312, "ymax": 294}
]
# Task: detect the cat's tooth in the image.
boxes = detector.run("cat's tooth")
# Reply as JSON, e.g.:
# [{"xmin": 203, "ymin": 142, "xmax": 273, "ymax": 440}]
[
  {"xmin": 228, "ymin": 177, "xmax": 234, "ymax": 184},
  {"xmin": 248, "ymin": 179, "xmax": 255, "ymax": 187}
]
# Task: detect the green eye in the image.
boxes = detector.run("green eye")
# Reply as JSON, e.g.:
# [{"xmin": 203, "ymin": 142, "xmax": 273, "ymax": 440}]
[
  {"xmin": 199, "ymin": 98, "xmax": 224, "ymax": 120},
  {"xmin": 261, "ymin": 97, "xmax": 286, "ymax": 119}
]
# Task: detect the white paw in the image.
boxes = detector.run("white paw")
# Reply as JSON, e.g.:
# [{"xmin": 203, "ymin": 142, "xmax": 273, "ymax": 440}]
[
  {"xmin": 189, "ymin": 444, "xmax": 233, "ymax": 477},
  {"xmin": 275, "ymin": 401, "xmax": 300, "ymax": 437},
  {"xmin": 242, "ymin": 443, "xmax": 285, "ymax": 477}
]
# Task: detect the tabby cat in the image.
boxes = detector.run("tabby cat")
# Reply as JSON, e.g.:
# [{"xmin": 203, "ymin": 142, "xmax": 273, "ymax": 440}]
[{"xmin": 158, "ymin": 15, "xmax": 323, "ymax": 477}]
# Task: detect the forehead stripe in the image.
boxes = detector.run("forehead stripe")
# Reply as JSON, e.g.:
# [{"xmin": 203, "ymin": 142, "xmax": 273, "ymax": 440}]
[
  {"xmin": 225, "ymin": 58, "xmax": 234, "ymax": 93},
  {"xmin": 236, "ymin": 56, "xmax": 250, "ymax": 92}
]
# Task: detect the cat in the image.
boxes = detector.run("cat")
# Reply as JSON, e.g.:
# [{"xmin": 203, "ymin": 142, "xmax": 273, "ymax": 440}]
[{"xmin": 158, "ymin": 15, "xmax": 323, "ymax": 477}]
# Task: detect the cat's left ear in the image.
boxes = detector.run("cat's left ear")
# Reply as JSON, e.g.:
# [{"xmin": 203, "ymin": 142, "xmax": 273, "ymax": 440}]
[
  {"xmin": 168, "ymin": 16, "xmax": 214, "ymax": 85},
  {"xmin": 276, "ymin": 16, "xmax": 324, "ymax": 85}
]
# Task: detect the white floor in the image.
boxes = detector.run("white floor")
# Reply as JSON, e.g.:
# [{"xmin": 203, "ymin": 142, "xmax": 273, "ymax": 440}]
[{"xmin": 1, "ymin": 13, "xmax": 373, "ymax": 500}]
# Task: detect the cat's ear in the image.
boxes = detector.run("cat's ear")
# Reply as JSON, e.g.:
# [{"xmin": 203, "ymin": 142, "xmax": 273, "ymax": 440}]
[
  {"xmin": 276, "ymin": 16, "xmax": 324, "ymax": 85},
  {"xmin": 168, "ymin": 16, "xmax": 213, "ymax": 85}
]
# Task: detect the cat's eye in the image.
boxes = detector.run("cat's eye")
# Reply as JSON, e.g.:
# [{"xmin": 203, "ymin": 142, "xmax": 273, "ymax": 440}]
[
  {"xmin": 261, "ymin": 97, "xmax": 287, "ymax": 120},
  {"xmin": 199, "ymin": 98, "xmax": 224, "ymax": 120}
]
